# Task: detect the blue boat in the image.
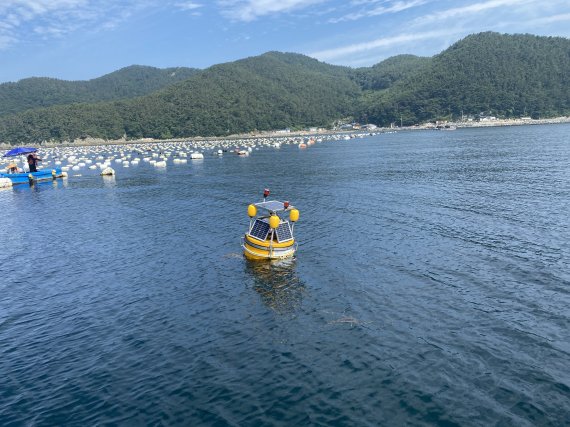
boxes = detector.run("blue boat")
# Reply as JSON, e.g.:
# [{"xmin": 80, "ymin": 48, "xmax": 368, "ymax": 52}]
[
  {"xmin": 0, "ymin": 168, "xmax": 65, "ymax": 185},
  {"xmin": 1, "ymin": 147, "xmax": 65, "ymax": 186}
]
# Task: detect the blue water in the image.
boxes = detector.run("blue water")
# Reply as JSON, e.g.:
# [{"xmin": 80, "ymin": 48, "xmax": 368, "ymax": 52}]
[{"xmin": 1, "ymin": 125, "xmax": 569, "ymax": 426}]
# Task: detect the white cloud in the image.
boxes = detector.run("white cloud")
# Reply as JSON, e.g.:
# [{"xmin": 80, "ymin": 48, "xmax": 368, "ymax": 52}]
[
  {"xmin": 413, "ymin": 0, "xmax": 537, "ymax": 25},
  {"xmin": 176, "ymin": 1, "xmax": 203, "ymax": 11},
  {"xmin": 33, "ymin": 26, "xmax": 67, "ymax": 37},
  {"xmin": 530, "ymin": 12, "xmax": 570, "ymax": 25},
  {"xmin": 218, "ymin": 0, "xmax": 326, "ymax": 22},
  {"xmin": 0, "ymin": 0, "xmax": 86, "ymax": 48},
  {"xmin": 330, "ymin": 0, "xmax": 429, "ymax": 23},
  {"xmin": 0, "ymin": 34, "xmax": 17, "ymax": 49},
  {"xmin": 0, "ymin": 0, "xmax": 88, "ymax": 16},
  {"xmin": 308, "ymin": 29, "xmax": 459, "ymax": 61},
  {"xmin": 0, "ymin": 0, "xmax": 161, "ymax": 49},
  {"xmin": 307, "ymin": 0, "xmax": 570, "ymax": 67}
]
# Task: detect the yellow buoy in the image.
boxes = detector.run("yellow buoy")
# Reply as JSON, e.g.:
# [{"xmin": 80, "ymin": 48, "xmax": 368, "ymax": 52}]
[
  {"xmin": 269, "ymin": 215, "xmax": 280, "ymax": 229},
  {"xmin": 290, "ymin": 209, "xmax": 300, "ymax": 222},
  {"xmin": 247, "ymin": 204, "xmax": 257, "ymax": 218}
]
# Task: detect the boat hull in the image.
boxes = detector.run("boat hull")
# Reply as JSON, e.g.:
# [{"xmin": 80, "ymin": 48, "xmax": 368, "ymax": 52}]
[
  {"xmin": 0, "ymin": 168, "xmax": 64, "ymax": 185},
  {"xmin": 242, "ymin": 234, "xmax": 296, "ymax": 260}
]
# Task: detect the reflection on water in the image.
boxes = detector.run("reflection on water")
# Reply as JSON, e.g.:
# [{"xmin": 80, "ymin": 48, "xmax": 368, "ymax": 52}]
[
  {"xmin": 245, "ymin": 257, "xmax": 306, "ymax": 313},
  {"xmin": 102, "ymin": 175, "xmax": 116, "ymax": 188},
  {"xmin": 8, "ymin": 177, "xmax": 69, "ymax": 193}
]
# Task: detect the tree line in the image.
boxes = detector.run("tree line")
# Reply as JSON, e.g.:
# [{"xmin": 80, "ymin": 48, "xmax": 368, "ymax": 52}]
[{"xmin": 0, "ymin": 32, "xmax": 568, "ymax": 145}]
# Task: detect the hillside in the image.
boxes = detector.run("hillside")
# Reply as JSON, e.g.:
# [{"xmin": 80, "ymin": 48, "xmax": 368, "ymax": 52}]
[
  {"xmin": 354, "ymin": 54, "xmax": 431, "ymax": 91},
  {"xmin": 0, "ymin": 65, "xmax": 199, "ymax": 116},
  {"xmin": 0, "ymin": 53, "xmax": 363, "ymax": 143},
  {"xmin": 0, "ymin": 32, "xmax": 569, "ymax": 144},
  {"xmin": 360, "ymin": 32, "xmax": 570, "ymax": 126}
]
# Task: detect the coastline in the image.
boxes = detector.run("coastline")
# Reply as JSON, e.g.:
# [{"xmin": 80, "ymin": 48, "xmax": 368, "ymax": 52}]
[
  {"xmin": 416, "ymin": 116, "xmax": 570, "ymax": 130},
  {"xmin": 1, "ymin": 116, "xmax": 569, "ymax": 150}
]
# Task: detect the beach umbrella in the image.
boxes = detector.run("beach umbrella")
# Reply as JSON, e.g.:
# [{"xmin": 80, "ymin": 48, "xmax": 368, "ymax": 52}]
[{"xmin": 3, "ymin": 147, "xmax": 38, "ymax": 157}]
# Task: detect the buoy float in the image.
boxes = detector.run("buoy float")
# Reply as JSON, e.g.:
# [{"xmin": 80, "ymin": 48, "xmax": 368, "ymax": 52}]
[
  {"xmin": 269, "ymin": 215, "xmax": 280, "ymax": 229},
  {"xmin": 248, "ymin": 204, "xmax": 257, "ymax": 217},
  {"xmin": 0, "ymin": 178, "xmax": 12, "ymax": 188},
  {"xmin": 290, "ymin": 209, "xmax": 299, "ymax": 222},
  {"xmin": 100, "ymin": 167, "xmax": 115, "ymax": 176}
]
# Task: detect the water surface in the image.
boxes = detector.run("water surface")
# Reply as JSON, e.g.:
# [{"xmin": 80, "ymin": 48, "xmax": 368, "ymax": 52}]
[{"xmin": 1, "ymin": 124, "xmax": 569, "ymax": 426}]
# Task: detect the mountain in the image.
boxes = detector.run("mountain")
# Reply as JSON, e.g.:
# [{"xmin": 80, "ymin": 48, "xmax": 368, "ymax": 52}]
[
  {"xmin": 354, "ymin": 54, "xmax": 431, "ymax": 91},
  {"xmin": 0, "ymin": 53, "xmax": 363, "ymax": 143},
  {"xmin": 360, "ymin": 32, "xmax": 570, "ymax": 126},
  {"xmin": 127, "ymin": 52, "xmax": 361, "ymax": 138},
  {"xmin": 0, "ymin": 32, "xmax": 569, "ymax": 144},
  {"xmin": 0, "ymin": 65, "xmax": 199, "ymax": 116}
]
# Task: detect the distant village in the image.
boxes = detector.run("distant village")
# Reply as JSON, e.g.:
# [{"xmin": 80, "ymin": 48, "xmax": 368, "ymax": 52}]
[
  {"xmin": 336, "ymin": 114, "xmax": 570, "ymax": 133},
  {"xmin": 271, "ymin": 114, "xmax": 570, "ymax": 136}
]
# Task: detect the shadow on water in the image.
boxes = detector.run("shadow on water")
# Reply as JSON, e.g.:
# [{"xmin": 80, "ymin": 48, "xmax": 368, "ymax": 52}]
[{"xmin": 244, "ymin": 257, "xmax": 307, "ymax": 314}]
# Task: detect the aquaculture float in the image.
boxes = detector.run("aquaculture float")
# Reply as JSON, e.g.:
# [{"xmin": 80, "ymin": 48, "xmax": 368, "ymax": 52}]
[
  {"xmin": 1, "ymin": 147, "xmax": 65, "ymax": 186},
  {"xmin": 242, "ymin": 189, "xmax": 300, "ymax": 261}
]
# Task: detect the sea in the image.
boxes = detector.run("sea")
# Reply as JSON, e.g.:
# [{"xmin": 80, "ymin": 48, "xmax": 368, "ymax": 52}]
[{"xmin": 1, "ymin": 124, "xmax": 569, "ymax": 426}]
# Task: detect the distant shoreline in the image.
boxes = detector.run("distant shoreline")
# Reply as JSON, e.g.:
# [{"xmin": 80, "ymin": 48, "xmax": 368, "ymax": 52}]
[
  {"xmin": 1, "ymin": 116, "xmax": 569, "ymax": 150},
  {"xmin": 418, "ymin": 116, "xmax": 570, "ymax": 129}
]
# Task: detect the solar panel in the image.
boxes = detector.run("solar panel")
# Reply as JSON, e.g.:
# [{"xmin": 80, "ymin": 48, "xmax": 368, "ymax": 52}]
[
  {"xmin": 255, "ymin": 201, "xmax": 289, "ymax": 213},
  {"xmin": 275, "ymin": 221, "xmax": 293, "ymax": 242},
  {"xmin": 249, "ymin": 219, "xmax": 270, "ymax": 240}
]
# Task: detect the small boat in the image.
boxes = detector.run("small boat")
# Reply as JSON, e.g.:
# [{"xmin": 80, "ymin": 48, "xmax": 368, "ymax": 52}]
[
  {"xmin": 1, "ymin": 147, "xmax": 64, "ymax": 186},
  {"xmin": 242, "ymin": 189, "xmax": 300, "ymax": 260}
]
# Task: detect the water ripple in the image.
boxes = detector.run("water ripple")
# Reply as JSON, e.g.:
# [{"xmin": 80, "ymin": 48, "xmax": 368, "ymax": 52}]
[{"xmin": 1, "ymin": 126, "xmax": 570, "ymax": 425}]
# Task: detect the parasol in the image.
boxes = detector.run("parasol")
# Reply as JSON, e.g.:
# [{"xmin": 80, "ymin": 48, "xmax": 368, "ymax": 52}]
[{"xmin": 3, "ymin": 147, "xmax": 38, "ymax": 157}]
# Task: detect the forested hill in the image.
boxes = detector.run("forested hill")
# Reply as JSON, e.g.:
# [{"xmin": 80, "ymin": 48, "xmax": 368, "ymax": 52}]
[
  {"xmin": 0, "ymin": 32, "xmax": 569, "ymax": 144},
  {"xmin": 361, "ymin": 32, "xmax": 570, "ymax": 126},
  {"xmin": 354, "ymin": 54, "xmax": 431, "ymax": 91},
  {"xmin": 0, "ymin": 65, "xmax": 199, "ymax": 116},
  {"xmin": 0, "ymin": 52, "xmax": 364, "ymax": 143}
]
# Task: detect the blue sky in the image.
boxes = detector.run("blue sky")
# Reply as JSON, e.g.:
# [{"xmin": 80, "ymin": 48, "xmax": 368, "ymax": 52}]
[{"xmin": 1, "ymin": 0, "xmax": 569, "ymax": 83}]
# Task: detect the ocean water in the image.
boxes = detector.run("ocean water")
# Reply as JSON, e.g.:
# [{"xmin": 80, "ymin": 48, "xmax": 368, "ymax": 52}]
[{"xmin": 1, "ymin": 124, "xmax": 569, "ymax": 426}]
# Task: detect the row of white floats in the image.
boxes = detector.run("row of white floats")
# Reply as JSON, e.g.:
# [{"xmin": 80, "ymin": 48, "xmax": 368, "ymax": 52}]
[{"xmin": 2, "ymin": 131, "xmax": 377, "ymax": 179}]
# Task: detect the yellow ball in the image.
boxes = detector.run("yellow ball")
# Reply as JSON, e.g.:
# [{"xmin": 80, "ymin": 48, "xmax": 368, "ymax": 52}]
[
  {"xmin": 269, "ymin": 215, "xmax": 280, "ymax": 229},
  {"xmin": 247, "ymin": 204, "xmax": 257, "ymax": 217},
  {"xmin": 289, "ymin": 209, "xmax": 299, "ymax": 222}
]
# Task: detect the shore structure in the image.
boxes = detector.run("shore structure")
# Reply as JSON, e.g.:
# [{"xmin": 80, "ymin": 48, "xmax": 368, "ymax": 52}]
[{"xmin": 417, "ymin": 116, "xmax": 570, "ymax": 130}]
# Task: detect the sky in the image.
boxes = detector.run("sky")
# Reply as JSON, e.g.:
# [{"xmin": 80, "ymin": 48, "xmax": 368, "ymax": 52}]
[{"xmin": 1, "ymin": 0, "xmax": 570, "ymax": 83}]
